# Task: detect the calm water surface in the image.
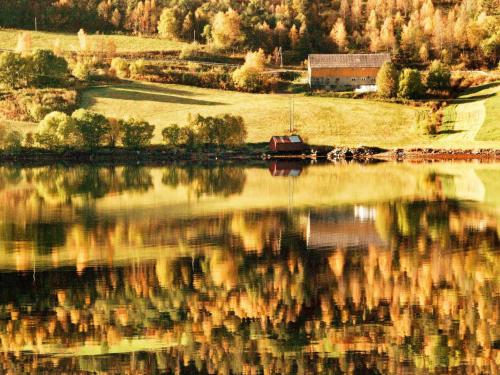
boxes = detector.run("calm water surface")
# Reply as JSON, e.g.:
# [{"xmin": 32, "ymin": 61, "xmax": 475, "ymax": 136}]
[{"xmin": 0, "ymin": 161, "xmax": 499, "ymax": 374}]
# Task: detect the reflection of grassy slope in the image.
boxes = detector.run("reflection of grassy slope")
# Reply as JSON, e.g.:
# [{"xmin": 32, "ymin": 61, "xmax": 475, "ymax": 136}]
[
  {"xmin": 81, "ymin": 82, "xmax": 423, "ymax": 147},
  {"xmin": 475, "ymin": 169, "xmax": 500, "ymax": 207},
  {"xmin": 0, "ymin": 28, "xmax": 187, "ymax": 52}
]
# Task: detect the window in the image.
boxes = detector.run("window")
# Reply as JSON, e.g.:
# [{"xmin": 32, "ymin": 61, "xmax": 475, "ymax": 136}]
[{"xmin": 326, "ymin": 78, "xmax": 330, "ymax": 84}]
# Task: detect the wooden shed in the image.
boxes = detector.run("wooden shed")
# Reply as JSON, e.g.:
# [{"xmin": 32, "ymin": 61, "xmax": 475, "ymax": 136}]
[{"xmin": 269, "ymin": 135, "xmax": 307, "ymax": 153}]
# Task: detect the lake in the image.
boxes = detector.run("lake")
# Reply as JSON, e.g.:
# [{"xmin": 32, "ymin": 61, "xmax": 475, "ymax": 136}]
[{"xmin": 0, "ymin": 161, "xmax": 499, "ymax": 374}]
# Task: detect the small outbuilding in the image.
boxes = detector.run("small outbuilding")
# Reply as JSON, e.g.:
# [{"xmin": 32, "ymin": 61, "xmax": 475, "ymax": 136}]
[{"xmin": 269, "ymin": 135, "xmax": 307, "ymax": 153}]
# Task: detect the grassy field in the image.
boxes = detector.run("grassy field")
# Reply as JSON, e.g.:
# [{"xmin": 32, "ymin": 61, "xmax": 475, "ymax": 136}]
[
  {"xmin": 441, "ymin": 81, "xmax": 500, "ymax": 144},
  {"xmin": 80, "ymin": 81, "xmax": 428, "ymax": 147},
  {"xmin": 0, "ymin": 28, "xmax": 187, "ymax": 53}
]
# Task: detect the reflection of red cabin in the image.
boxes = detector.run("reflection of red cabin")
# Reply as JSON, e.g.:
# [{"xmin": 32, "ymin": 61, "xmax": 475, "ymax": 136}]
[
  {"xmin": 268, "ymin": 160, "xmax": 303, "ymax": 176},
  {"xmin": 269, "ymin": 135, "xmax": 307, "ymax": 153}
]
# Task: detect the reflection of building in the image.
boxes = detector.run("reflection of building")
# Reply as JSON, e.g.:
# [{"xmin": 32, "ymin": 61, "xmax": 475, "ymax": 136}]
[
  {"xmin": 268, "ymin": 160, "xmax": 303, "ymax": 177},
  {"xmin": 306, "ymin": 209, "xmax": 385, "ymax": 250}
]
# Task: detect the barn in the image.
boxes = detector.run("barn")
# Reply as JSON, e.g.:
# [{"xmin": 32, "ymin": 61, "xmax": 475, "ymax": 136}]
[
  {"xmin": 269, "ymin": 135, "xmax": 307, "ymax": 153},
  {"xmin": 307, "ymin": 53, "xmax": 391, "ymax": 91}
]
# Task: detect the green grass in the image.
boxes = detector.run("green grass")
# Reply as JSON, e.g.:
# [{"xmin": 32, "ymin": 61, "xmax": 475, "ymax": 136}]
[
  {"xmin": 474, "ymin": 82, "xmax": 500, "ymax": 141},
  {"xmin": 0, "ymin": 28, "xmax": 187, "ymax": 53},
  {"xmin": 80, "ymin": 81, "xmax": 428, "ymax": 147},
  {"xmin": 441, "ymin": 81, "xmax": 500, "ymax": 144}
]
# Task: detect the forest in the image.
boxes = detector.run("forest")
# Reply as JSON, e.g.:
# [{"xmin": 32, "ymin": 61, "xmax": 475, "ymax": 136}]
[{"xmin": 0, "ymin": 0, "xmax": 499, "ymax": 67}]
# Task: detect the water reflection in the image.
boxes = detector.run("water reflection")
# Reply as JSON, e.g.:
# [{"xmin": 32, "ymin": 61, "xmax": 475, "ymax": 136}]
[{"xmin": 0, "ymin": 163, "xmax": 499, "ymax": 374}]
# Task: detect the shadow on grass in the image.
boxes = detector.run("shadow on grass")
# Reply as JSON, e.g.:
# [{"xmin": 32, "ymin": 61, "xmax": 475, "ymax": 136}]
[
  {"xmin": 451, "ymin": 93, "xmax": 497, "ymax": 103},
  {"xmin": 91, "ymin": 86, "xmax": 226, "ymax": 106},
  {"xmin": 437, "ymin": 129, "xmax": 464, "ymax": 135},
  {"xmin": 460, "ymin": 81, "xmax": 500, "ymax": 96}
]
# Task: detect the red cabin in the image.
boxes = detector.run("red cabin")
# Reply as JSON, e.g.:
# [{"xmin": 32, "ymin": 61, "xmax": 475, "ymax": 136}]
[{"xmin": 269, "ymin": 135, "xmax": 307, "ymax": 153}]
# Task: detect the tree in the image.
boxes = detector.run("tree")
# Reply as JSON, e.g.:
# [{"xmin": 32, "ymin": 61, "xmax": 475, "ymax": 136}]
[
  {"xmin": 157, "ymin": 8, "xmax": 181, "ymax": 39},
  {"xmin": 29, "ymin": 49, "xmax": 69, "ymax": 87},
  {"xmin": 426, "ymin": 60, "xmax": 451, "ymax": 91},
  {"xmin": 211, "ymin": 9, "xmax": 243, "ymax": 49},
  {"xmin": 376, "ymin": 62, "xmax": 399, "ymax": 98},
  {"xmin": 232, "ymin": 49, "xmax": 266, "ymax": 92},
  {"xmin": 0, "ymin": 52, "xmax": 28, "ymax": 89},
  {"xmin": 111, "ymin": 8, "xmax": 122, "ymax": 28},
  {"xmin": 162, "ymin": 124, "xmax": 182, "ymax": 147},
  {"xmin": 187, "ymin": 114, "xmax": 247, "ymax": 147},
  {"xmin": 398, "ymin": 68, "xmax": 425, "ymax": 99},
  {"xmin": 72, "ymin": 109, "xmax": 111, "ymax": 149},
  {"xmin": 35, "ymin": 111, "xmax": 80, "ymax": 149},
  {"xmin": 120, "ymin": 119, "xmax": 155, "ymax": 147},
  {"xmin": 330, "ymin": 19, "xmax": 348, "ymax": 51}
]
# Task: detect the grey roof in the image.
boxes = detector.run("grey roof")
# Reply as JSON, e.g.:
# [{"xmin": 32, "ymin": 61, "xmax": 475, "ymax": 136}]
[{"xmin": 308, "ymin": 53, "xmax": 391, "ymax": 68}]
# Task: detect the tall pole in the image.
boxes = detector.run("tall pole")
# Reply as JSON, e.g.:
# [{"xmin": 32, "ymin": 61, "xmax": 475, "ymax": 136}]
[{"xmin": 35, "ymin": 17, "xmax": 37, "ymax": 32}]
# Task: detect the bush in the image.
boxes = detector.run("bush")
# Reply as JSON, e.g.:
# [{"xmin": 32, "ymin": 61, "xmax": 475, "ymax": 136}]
[
  {"xmin": 162, "ymin": 124, "xmax": 182, "ymax": 147},
  {"xmin": 121, "ymin": 118, "xmax": 155, "ymax": 148},
  {"xmin": 28, "ymin": 103, "xmax": 52, "ymax": 122},
  {"xmin": 398, "ymin": 69, "xmax": 425, "ymax": 99},
  {"xmin": 72, "ymin": 109, "xmax": 111, "ymax": 149},
  {"xmin": 110, "ymin": 57, "xmax": 129, "ymax": 78},
  {"xmin": 4, "ymin": 131, "xmax": 23, "ymax": 151},
  {"xmin": 0, "ymin": 51, "xmax": 28, "ymax": 89},
  {"xmin": 376, "ymin": 62, "xmax": 399, "ymax": 98},
  {"xmin": 28, "ymin": 49, "xmax": 69, "ymax": 87},
  {"xmin": 179, "ymin": 42, "xmax": 203, "ymax": 60},
  {"xmin": 129, "ymin": 59, "xmax": 146, "ymax": 77},
  {"xmin": 72, "ymin": 61, "xmax": 92, "ymax": 81},
  {"xmin": 35, "ymin": 111, "xmax": 79, "ymax": 149},
  {"xmin": 426, "ymin": 60, "xmax": 451, "ymax": 92}
]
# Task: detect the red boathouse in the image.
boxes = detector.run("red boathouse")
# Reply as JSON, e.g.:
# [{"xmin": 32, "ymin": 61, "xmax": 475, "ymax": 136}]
[{"xmin": 269, "ymin": 135, "xmax": 307, "ymax": 153}]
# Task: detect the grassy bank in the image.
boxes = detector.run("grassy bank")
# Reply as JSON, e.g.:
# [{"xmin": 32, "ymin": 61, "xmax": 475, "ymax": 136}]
[
  {"xmin": 0, "ymin": 28, "xmax": 187, "ymax": 53},
  {"xmin": 441, "ymin": 81, "xmax": 500, "ymax": 145},
  {"xmin": 80, "ymin": 81, "xmax": 425, "ymax": 147}
]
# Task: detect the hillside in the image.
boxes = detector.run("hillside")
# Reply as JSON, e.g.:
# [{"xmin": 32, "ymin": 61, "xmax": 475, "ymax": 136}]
[
  {"xmin": 80, "ymin": 81, "xmax": 424, "ymax": 147},
  {"xmin": 79, "ymin": 81, "xmax": 500, "ymax": 148},
  {"xmin": 0, "ymin": 29, "xmax": 186, "ymax": 53}
]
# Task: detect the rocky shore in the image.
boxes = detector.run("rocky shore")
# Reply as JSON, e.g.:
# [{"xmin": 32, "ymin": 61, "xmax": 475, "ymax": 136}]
[
  {"xmin": 0, "ymin": 145, "xmax": 499, "ymax": 164},
  {"xmin": 326, "ymin": 147, "xmax": 500, "ymax": 161}
]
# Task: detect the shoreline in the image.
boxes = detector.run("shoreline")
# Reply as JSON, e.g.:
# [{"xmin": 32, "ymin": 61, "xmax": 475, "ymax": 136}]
[{"xmin": 0, "ymin": 146, "xmax": 499, "ymax": 164}]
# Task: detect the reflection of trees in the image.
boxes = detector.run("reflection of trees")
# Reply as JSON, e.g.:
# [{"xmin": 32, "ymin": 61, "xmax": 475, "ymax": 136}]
[
  {"xmin": 0, "ymin": 202, "xmax": 498, "ymax": 374},
  {"xmin": 162, "ymin": 166, "xmax": 246, "ymax": 197}
]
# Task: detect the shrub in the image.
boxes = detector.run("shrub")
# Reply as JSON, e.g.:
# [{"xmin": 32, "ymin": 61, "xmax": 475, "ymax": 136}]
[
  {"xmin": 120, "ymin": 118, "xmax": 155, "ymax": 148},
  {"xmin": 28, "ymin": 103, "xmax": 52, "ymax": 122},
  {"xmin": 426, "ymin": 60, "xmax": 451, "ymax": 92},
  {"xmin": 107, "ymin": 117, "xmax": 122, "ymax": 147},
  {"xmin": 162, "ymin": 124, "xmax": 182, "ymax": 147},
  {"xmin": 24, "ymin": 132, "xmax": 35, "ymax": 148},
  {"xmin": 398, "ymin": 69, "xmax": 425, "ymax": 99},
  {"xmin": 0, "ymin": 51, "xmax": 28, "ymax": 89},
  {"xmin": 376, "ymin": 62, "xmax": 399, "ymax": 98},
  {"xmin": 72, "ymin": 109, "xmax": 111, "ymax": 149},
  {"xmin": 28, "ymin": 49, "xmax": 69, "ymax": 87},
  {"xmin": 4, "ymin": 131, "xmax": 23, "ymax": 151},
  {"xmin": 129, "ymin": 59, "xmax": 146, "ymax": 78},
  {"xmin": 72, "ymin": 61, "xmax": 92, "ymax": 81},
  {"xmin": 180, "ymin": 42, "xmax": 203, "ymax": 60},
  {"xmin": 35, "ymin": 111, "xmax": 79, "ymax": 149},
  {"xmin": 110, "ymin": 57, "xmax": 129, "ymax": 78}
]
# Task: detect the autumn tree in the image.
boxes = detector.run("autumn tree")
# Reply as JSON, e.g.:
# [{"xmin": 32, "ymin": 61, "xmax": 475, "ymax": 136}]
[
  {"xmin": 330, "ymin": 19, "xmax": 348, "ymax": 51},
  {"xmin": 376, "ymin": 61, "xmax": 399, "ymax": 97},
  {"xmin": 398, "ymin": 68, "xmax": 425, "ymax": 98},
  {"xmin": 426, "ymin": 60, "xmax": 451, "ymax": 91},
  {"xmin": 211, "ymin": 9, "xmax": 243, "ymax": 50}
]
